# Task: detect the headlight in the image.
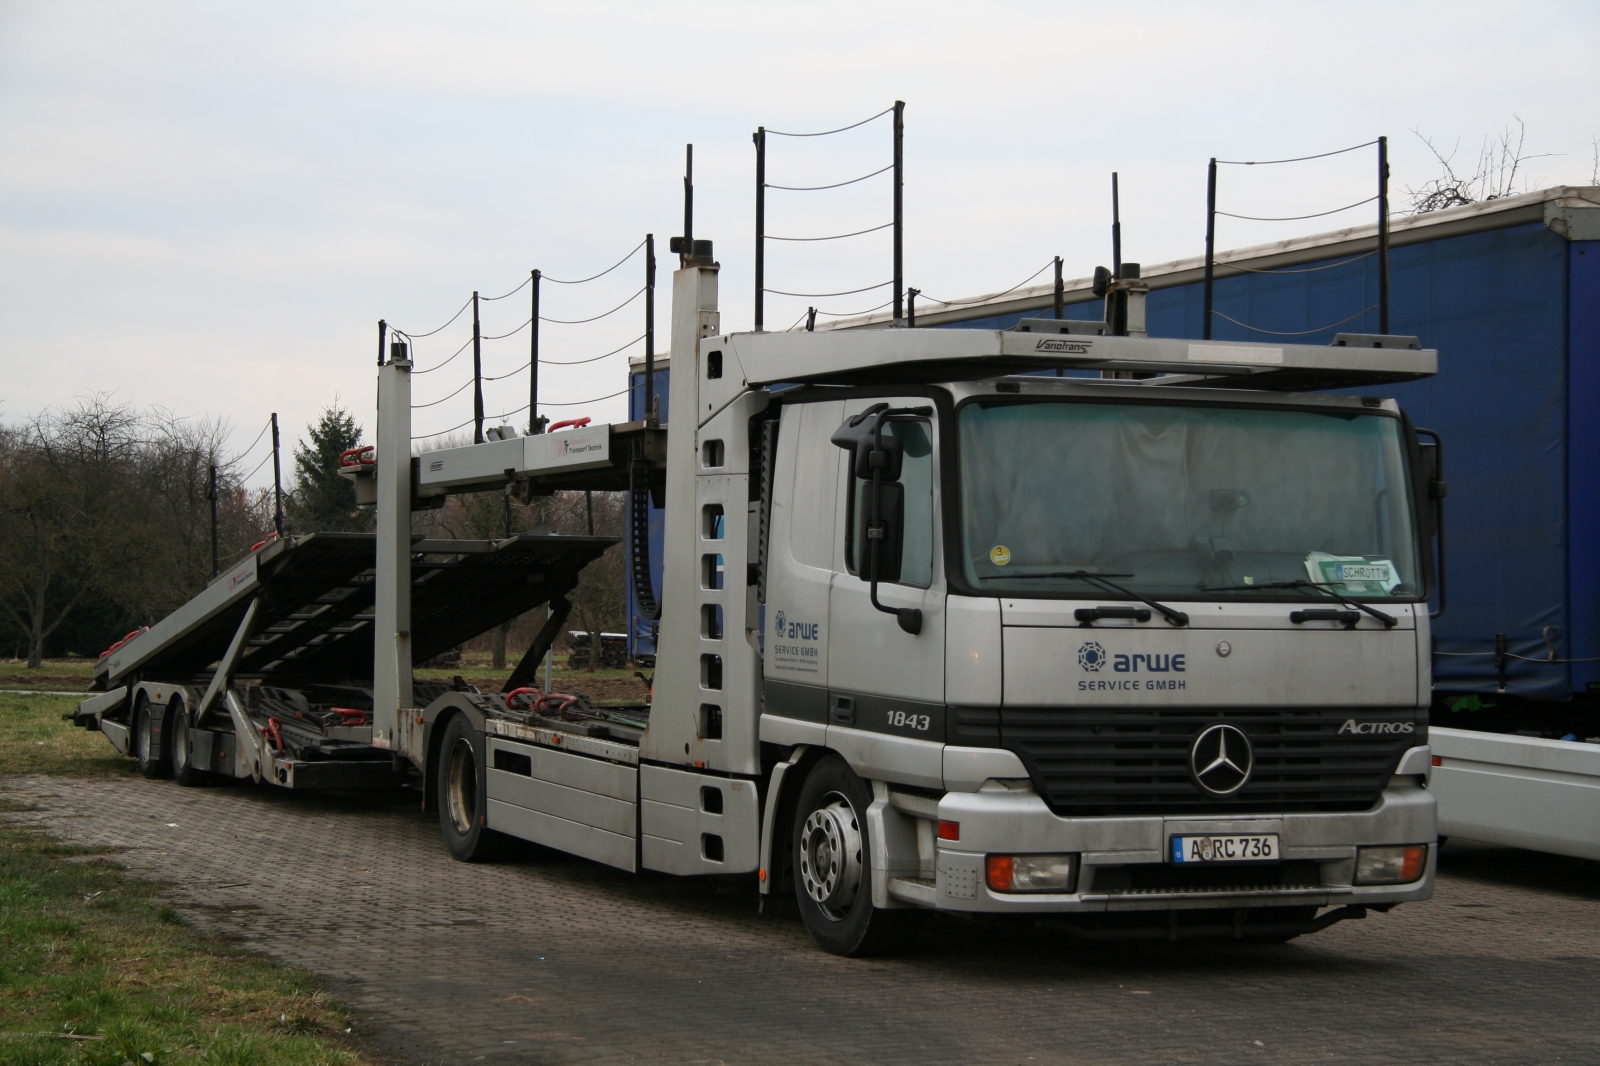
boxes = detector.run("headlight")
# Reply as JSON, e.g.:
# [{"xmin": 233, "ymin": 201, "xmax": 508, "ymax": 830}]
[
  {"xmin": 1354, "ymin": 845, "xmax": 1428, "ymax": 885},
  {"xmin": 985, "ymin": 853, "xmax": 1077, "ymax": 893}
]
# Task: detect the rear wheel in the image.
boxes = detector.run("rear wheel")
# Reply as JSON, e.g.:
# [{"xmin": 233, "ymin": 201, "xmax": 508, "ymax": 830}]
[
  {"xmin": 133, "ymin": 694, "xmax": 170, "ymax": 780},
  {"xmin": 792, "ymin": 755, "xmax": 923, "ymax": 957},
  {"xmin": 437, "ymin": 714, "xmax": 506, "ymax": 862},
  {"xmin": 166, "ymin": 696, "xmax": 206, "ymax": 787}
]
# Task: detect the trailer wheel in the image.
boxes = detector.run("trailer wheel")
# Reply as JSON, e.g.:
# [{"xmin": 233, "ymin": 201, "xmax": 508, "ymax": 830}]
[
  {"xmin": 437, "ymin": 714, "xmax": 506, "ymax": 862},
  {"xmin": 792, "ymin": 755, "xmax": 923, "ymax": 957},
  {"xmin": 133, "ymin": 694, "xmax": 171, "ymax": 780},
  {"xmin": 165, "ymin": 695, "xmax": 206, "ymax": 787}
]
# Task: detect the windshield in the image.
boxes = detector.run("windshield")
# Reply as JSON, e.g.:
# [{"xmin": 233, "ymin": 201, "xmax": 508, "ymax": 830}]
[{"xmin": 958, "ymin": 400, "xmax": 1421, "ymax": 600}]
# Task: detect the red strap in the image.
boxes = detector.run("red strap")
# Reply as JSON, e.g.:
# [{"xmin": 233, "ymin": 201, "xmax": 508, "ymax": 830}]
[{"xmin": 547, "ymin": 417, "xmax": 592, "ymax": 432}]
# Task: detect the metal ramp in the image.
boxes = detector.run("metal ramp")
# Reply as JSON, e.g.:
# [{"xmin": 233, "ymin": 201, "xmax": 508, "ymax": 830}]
[{"xmin": 93, "ymin": 532, "xmax": 618, "ymax": 690}]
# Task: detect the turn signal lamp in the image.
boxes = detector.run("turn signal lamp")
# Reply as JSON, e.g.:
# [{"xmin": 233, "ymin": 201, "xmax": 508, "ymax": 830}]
[
  {"xmin": 985, "ymin": 853, "xmax": 1077, "ymax": 893},
  {"xmin": 1354, "ymin": 845, "xmax": 1428, "ymax": 885},
  {"xmin": 937, "ymin": 820, "xmax": 960, "ymax": 841}
]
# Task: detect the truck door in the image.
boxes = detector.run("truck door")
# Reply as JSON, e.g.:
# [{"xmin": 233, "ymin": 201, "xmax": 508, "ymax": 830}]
[{"xmin": 825, "ymin": 398, "xmax": 946, "ymax": 787}]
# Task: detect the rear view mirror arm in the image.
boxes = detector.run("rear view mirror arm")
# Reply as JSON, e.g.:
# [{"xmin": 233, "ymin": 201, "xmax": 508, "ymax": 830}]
[{"xmin": 865, "ymin": 409, "xmax": 922, "ymax": 636}]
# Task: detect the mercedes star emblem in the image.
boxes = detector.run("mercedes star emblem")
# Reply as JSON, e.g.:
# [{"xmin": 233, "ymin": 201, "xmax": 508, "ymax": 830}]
[{"xmin": 1189, "ymin": 723, "xmax": 1254, "ymax": 796}]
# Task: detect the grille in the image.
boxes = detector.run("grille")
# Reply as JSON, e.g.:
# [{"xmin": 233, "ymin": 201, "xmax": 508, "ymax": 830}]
[{"xmin": 1001, "ymin": 706, "xmax": 1422, "ymax": 816}]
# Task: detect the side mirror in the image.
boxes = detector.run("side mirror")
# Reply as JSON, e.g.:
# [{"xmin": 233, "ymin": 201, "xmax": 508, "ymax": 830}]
[{"xmin": 857, "ymin": 481, "xmax": 905, "ymax": 584}]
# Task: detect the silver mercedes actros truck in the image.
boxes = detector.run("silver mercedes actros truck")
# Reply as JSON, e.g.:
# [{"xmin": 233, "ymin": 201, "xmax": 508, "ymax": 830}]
[{"xmin": 76, "ymin": 239, "xmax": 1442, "ymax": 956}]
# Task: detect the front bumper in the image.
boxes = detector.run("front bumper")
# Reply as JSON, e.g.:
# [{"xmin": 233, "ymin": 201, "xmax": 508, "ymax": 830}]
[{"xmin": 893, "ymin": 779, "xmax": 1436, "ymax": 916}]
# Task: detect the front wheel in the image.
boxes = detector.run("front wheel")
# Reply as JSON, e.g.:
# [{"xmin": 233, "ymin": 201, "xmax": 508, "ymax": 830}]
[
  {"xmin": 792, "ymin": 755, "xmax": 922, "ymax": 957},
  {"xmin": 437, "ymin": 714, "xmax": 506, "ymax": 862}
]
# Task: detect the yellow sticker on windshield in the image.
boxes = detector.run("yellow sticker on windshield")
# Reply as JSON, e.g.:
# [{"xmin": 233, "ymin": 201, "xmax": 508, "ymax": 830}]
[{"xmin": 990, "ymin": 545, "xmax": 1011, "ymax": 566}]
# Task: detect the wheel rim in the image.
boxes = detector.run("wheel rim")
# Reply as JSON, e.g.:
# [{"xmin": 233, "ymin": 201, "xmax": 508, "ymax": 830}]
[
  {"xmin": 136, "ymin": 704, "xmax": 153, "ymax": 763},
  {"xmin": 170, "ymin": 706, "xmax": 188, "ymax": 771},
  {"xmin": 445, "ymin": 738, "xmax": 477, "ymax": 836},
  {"xmin": 799, "ymin": 791, "xmax": 863, "ymax": 921}
]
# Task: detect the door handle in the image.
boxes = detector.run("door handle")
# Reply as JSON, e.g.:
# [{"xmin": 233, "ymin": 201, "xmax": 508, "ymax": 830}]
[{"xmin": 830, "ymin": 695, "xmax": 855, "ymax": 725}]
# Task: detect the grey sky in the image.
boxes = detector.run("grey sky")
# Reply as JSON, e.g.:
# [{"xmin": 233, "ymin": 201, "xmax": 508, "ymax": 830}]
[{"xmin": 2, "ymin": 0, "xmax": 1595, "ymax": 480}]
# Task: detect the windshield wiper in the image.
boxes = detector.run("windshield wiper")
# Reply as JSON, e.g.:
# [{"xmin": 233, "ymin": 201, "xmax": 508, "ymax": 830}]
[
  {"xmin": 996, "ymin": 570, "xmax": 1189, "ymax": 627},
  {"xmin": 1203, "ymin": 579, "xmax": 1397, "ymax": 628}
]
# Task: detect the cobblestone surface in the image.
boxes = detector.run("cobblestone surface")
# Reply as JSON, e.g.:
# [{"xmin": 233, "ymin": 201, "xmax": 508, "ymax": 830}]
[{"xmin": 4, "ymin": 773, "xmax": 1597, "ymax": 1065}]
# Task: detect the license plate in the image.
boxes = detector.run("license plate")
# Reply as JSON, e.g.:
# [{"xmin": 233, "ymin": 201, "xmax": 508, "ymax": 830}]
[{"xmin": 1171, "ymin": 834, "xmax": 1279, "ymax": 863}]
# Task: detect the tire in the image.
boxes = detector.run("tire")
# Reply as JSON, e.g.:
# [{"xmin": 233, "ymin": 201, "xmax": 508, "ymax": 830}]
[
  {"xmin": 437, "ymin": 714, "xmax": 507, "ymax": 862},
  {"xmin": 792, "ymin": 755, "xmax": 923, "ymax": 957},
  {"xmin": 166, "ymin": 695, "xmax": 207, "ymax": 787},
  {"xmin": 133, "ymin": 694, "xmax": 171, "ymax": 780}
]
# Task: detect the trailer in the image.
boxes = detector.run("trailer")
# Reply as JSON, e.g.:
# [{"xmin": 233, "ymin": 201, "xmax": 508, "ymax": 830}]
[
  {"xmin": 78, "ymin": 233, "xmax": 1443, "ymax": 955},
  {"xmin": 874, "ymin": 185, "xmax": 1600, "ymax": 863}
]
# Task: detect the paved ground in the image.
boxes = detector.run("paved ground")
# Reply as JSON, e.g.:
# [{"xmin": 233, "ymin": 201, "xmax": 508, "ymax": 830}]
[{"xmin": 4, "ymin": 773, "xmax": 1597, "ymax": 1066}]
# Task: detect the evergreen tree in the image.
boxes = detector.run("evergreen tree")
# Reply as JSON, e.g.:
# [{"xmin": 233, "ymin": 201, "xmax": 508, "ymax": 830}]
[{"xmin": 289, "ymin": 404, "xmax": 369, "ymax": 532}]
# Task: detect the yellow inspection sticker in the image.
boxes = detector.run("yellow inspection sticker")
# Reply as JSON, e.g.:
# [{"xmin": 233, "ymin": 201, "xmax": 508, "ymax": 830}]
[{"xmin": 990, "ymin": 545, "xmax": 1011, "ymax": 566}]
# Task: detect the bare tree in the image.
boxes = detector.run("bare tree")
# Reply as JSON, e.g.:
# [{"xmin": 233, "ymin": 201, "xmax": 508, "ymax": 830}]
[{"xmin": 1405, "ymin": 116, "xmax": 1559, "ymax": 214}]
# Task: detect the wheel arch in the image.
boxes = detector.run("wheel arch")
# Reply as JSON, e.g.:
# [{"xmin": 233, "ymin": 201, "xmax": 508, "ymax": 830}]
[{"xmin": 421, "ymin": 694, "xmax": 488, "ymax": 814}]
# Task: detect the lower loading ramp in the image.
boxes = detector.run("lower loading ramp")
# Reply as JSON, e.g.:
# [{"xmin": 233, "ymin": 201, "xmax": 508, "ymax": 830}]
[{"xmin": 93, "ymin": 532, "xmax": 618, "ymax": 690}]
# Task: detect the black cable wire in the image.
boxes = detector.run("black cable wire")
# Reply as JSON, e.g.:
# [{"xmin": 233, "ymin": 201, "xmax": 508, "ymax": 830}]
[
  {"xmin": 415, "ymin": 404, "xmax": 532, "ymax": 442},
  {"xmin": 481, "ymin": 317, "xmax": 532, "ymax": 340},
  {"xmin": 1223, "ymin": 250, "xmax": 1378, "ymax": 275},
  {"xmin": 811, "ymin": 297, "xmax": 896, "ymax": 319},
  {"xmin": 767, "ymin": 106, "xmax": 894, "ymax": 138},
  {"xmin": 412, "ymin": 377, "xmax": 474, "ymax": 409},
  {"xmin": 411, "ymin": 335, "xmax": 474, "ymax": 375},
  {"xmin": 918, "ymin": 260, "xmax": 1056, "ymax": 308},
  {"xmin": 479, "ymin": 276, "xmax": 531, "ymax": 301},
  {"xmin": 539, "ymin": 387, "xmax": 630, "ymax": 407},
  {"xmin": 541, "ymin": 286, "xmax": 645, "ymax": 324},
  {"xmin": 542, "ymin": 333, "xmax": 645, "ymax": 365},
  {"xmin": 764, "ymin": 280, "xmax": 892, "ymax": 299},
  {"xmin": 1209, "ymin": 305, "xmax": 1377, "ymax": 336},
  {"xmin": 395, "ymin": 296, "xmax": 473, "ymax": 338},
  {"xmin": 766, "ymin": 221, "xmax": 893, "ymax": 243},
  {"xmin": 544, "ymin": 238, "xmax": 648, "ymax": 285},
  {"xmin": 766, "ymin": 163, "xmax": 894, "ymax": 192},
  {"xmin": 1217, "ymin": 140, "xmax": 1379, "ymax": 166},
  {"xmin": 234, "ymin": 417, "xmax": 273, "ymax": 461},
  {"xmin": 1217, "ymin": 196, "xmax": 1379, "ymax": 223},
  {"xmin": 783, "ymin": 308, "xmax": 811, "ymax": 332}
]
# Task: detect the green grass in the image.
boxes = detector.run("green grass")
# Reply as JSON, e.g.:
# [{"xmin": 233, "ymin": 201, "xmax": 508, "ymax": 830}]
[{"xmin": 0, "ymin": 694, "xmax": 379, "ymax": 1065}]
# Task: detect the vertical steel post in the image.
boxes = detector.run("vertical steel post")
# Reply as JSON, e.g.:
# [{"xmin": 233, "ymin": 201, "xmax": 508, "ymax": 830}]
[
  {"xmin": 806, "ymin": 307, "xmax": 816, "ymax": 332},
  {"xmin": 378, "ymin": 319, "xmax": 387, "ymax": 366},
  {"xmin": 1378, "ymin": 135, "xmax": 1390, "ymax": 335},
  {"xmin": 207, "ymin": 462, "xmax": 219, "ymax": 578},
  {"xmin": 1111, "ymin": 172, "xmax": 1122, "ymax": 279},
  {"xmin": 893, "ymin": 101, "xmax": 905, "ymax": 325},
  {"xmin": 1203, "ymin": 158, "xmax": 1217, "ymax": 340},
  {"xmin": 1053, "ymin": 256, "xmax": 1064, "ymax": 319},
  {"xmin": 754, "ymin": 128, "xmax": 765, "ymax": 331},
  {"xmin": 682, "ymin": 144, "xmax": 694, "ymax": 264},
  {"xmin": 907, "ymin": 288, "xmax": 918, "ymax": 327},
  {"xmin": 373, "ymin": 350, "xmax": 414, "ymax": 746},
  {"xmin": 471, "ymin": 291, "xmax": 484, "ymax": 443},
  {"xmin": 529, "ymin": 271, "xmax": 541, "ymax": 434},
  {"xmin": 644, "ymin": 235, "xmax": 656, "ymax": 424},
  {"xmin": 270, "ymin": 412, "xmax": 283, "ymax": 537}
]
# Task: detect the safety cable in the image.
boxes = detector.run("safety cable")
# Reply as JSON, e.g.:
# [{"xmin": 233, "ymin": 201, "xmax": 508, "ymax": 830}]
[
  {"xmin": 538, "ymin": 386, "xmax": 630, "ymax": 407},
  {"xmin": 410, "ymin": 335, "xmax": 474, "ymax": 375},
  {"xmin": 479, "ymin": 275, "xmax": 531, "ymax": 301},
  {"xmin": 541, "ymin": 286, "xmax": 645, "ymax": 324},
  {"xmin": 767, "ymin": 106, "xmax": 894, "ymax": 138},
  {"xmin": 395, "ymin": 296, "xmax": 473, "ymax": 338},
  {"xmin": 1208, "ymin": 305, "xmax": 1377, "ymax": 336},
  {"xmin": 481, "ymin": 317, "xmax": 531, "ymax": 340},
  {"xmin": 783, "ymin": 308, "xmax": 811, "ymax": 332},
  {"xmin": 764, "ymin": 280, "xmax": 892, "ymax": 299},
  {"xmin": 917, "ymin": 260, "xmax": 1056, "ymax": 308},
  {"xmin": 241, "ymin": 449, "xmax": 275, "ymax": 483},
  {"xmin": 234, "ymin": 417, "xmax": 273, "ymax": 461},
  {"xmin": 543, "ymin": 333, "xmax": 644, "ymax": 365},
  {"xmin": 766, "ymin": 221, "xmax": 894, "ymax": 243},
  {"xmin": 766, "ymin": 163, "xmax": 894, "ymax": 192},
  {"xmin": 544, "ymin": 238, "xmax": 648, "ymax": 285},
  {"xmin": 414, "ymin": 405, "xmax": 530, "ymax": 442},
  {"xmin": 411, "ymin": 378, "xmax": 473, "ymax": 410},
  {"xmin": 1217, "ymin": 196, "xmax": 1380, "ymax": 223},
  {"xmin": 811, "ymin": 297, "xmax": 897, "ymax": 319},
  {"xmin": 1217, "ymin": 140, "xmax": 1379, "ymax": 166},
  {"xmin": 1222, "ymin": 251, "xmax": 1378, "ymax": 275},
  {"xmin": 1435, "ymin": 651, "xmax": 1600, "ymax": 663}
]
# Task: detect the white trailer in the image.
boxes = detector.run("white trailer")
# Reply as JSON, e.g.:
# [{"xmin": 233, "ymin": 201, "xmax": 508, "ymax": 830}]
[{"xmin": 77, "ymin": 243, "xmax": 1444, "ymax": 955}]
